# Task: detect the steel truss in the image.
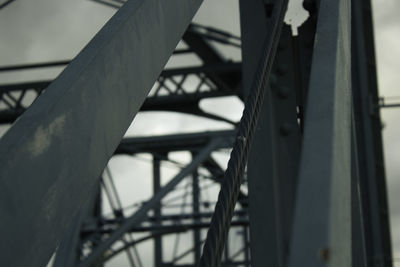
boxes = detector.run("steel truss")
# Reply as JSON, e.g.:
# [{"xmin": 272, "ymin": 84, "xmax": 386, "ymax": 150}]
[{"xmin": 0, "ymin": 0, "xmax": 393, "ymax": 267}]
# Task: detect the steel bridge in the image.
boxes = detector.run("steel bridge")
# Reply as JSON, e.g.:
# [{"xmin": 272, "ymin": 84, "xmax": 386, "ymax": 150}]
[{"xmin": 0, "ymin": 0, "xmax": 395, "ymax": 266}]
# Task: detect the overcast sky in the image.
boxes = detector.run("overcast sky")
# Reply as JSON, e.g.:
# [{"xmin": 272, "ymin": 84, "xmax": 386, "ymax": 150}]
[{"xmin": 0, "ymin": 0, "xmax": 399, "ymax": 266}]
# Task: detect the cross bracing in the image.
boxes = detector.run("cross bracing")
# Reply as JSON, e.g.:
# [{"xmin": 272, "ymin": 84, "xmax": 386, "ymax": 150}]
[{"xmin": 0, "ymin": 0, "xmax": 395, "ymax": 267}]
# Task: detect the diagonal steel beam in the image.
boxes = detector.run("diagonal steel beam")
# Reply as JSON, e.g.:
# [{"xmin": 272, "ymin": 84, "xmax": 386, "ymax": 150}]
[
  {"xmin": 78, "ymin": 138, "xmax": 221, "ymax": 267},
  {"xmin": 0, "ymin": 0, "xmax": 202, "ymax": 266},
  {"xmin": 288, "ymin": 0, "xmax": 352, "ymax": 266}
]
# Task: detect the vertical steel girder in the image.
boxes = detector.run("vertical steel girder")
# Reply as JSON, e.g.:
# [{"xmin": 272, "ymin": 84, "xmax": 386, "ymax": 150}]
[
  {"xmin": 0, "ymin": 0, "xmax": 202, "ymax": 266},
  {"xmin": 288, "ymin": 0, "xmax": 352, "ymax": 266},
  {"xmin": 239, "ymin": 1, "xmax": 280, "ymax": 265},
  {"xmin": 153, "ymin": 155, "xmax": 163, "ymax": 267},
  {"xmin": 239, "ymin": 1, "xmax": 391, "ymax": 266},
  {"xmin": 268, "ymin": 26, "xmax": 300, "ymax": 267},
  {"xmin": 351, "ymin": 0, "xmax": 393, "ymax": 265},
  {"xmin": 239, "ymin": 1, "xmax": 299, "ymax": 266},
  {"xmin": 199, "ymin": 0, "xmax": 289, "ymax": 263},
  {"xmin": 0, "ymin": 0, "xmax": 392, "ymax": 265},
  {"xmin": 191, "ymin": 156, "xmax": 202, "ymax": 263}
]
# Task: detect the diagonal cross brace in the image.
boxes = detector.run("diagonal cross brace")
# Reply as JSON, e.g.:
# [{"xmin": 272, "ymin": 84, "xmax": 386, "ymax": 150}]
[
  {"xmin": 0, "ymin": 0, "xmax": 202, "ymax": 266},
  {"xmin": 78, "ymin": 138, "xmax": 222, "ymax": 267}
]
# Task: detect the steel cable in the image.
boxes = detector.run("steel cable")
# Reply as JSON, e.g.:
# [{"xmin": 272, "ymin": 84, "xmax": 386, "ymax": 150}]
[{"xmin": 198, "ymin": 1, "xmax": 289, "ymax": 266}]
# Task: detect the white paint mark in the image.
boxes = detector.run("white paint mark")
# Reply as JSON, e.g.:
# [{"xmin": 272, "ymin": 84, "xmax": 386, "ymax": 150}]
[
  {"xmin": 285, "ymin": 0, "xmax": 310, "ymax": 35},
  {"xmin": 29, "ymin": 114, "xmax": 66, "ymax": 157}
]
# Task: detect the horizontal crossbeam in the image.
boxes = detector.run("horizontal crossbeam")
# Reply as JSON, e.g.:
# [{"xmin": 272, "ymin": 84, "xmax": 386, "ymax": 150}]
[
  {"xmin": 116, "ymin": 130, "xmax": 235, "ymax": 154},
  {"xmin": 0, "ymin": 63, "xmax": 241, "ymax": 124}
]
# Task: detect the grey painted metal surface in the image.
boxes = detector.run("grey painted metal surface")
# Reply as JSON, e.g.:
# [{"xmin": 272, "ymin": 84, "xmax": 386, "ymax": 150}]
[
  {"xmin": 351, "ymin": 114, "xmax": 368, "ymax": 267},
  {"xmin": 0, "ymin": 0, "xmax": 392, "ymax": 265},
  {"xmin": 52, "ymin": 205, "xmax": 86, "ymax": 267},
  {"xmin": 268, "ymin": 26, "xmax": 300, "ymax": 267},
  {"xmin": 240, "ymin": 2, "xmax": 299, "ymax": 266},
  {"xmin": 53, "ymin": 188, "xmax": 100, "ymax": 267},
  {"xmin": 0, "ymin": 0, "xmax": 202, "ymax": 266},
  {"xmin": 351, "ymin": 0, "xmax": 393, "ymax": 265},
  {"xmin": 0, "ymin": 63, "xmax": 242, "ymax": 124},
  {"xmin": 239, "ymin": 1, "xmax": 280, "ymax": 266},
  {"xmin": 288, "ymin": 0, "xmax": 352, "ymax": 266}
]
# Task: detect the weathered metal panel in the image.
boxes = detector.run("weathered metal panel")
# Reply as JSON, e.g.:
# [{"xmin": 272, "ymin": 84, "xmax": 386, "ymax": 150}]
[
  {"xmin": 288, "ymin": 0, "xmax": 352, "ymax": 266},
  {"xmin": 0, "ymin": 0, "xmax": 202, "ymax": 266}
]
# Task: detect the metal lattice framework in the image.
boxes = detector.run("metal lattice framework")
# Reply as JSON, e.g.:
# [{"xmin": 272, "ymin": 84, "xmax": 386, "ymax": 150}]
[{"xmin": 0, "ymin": 0, "xmax": 394, "ymax": 267}]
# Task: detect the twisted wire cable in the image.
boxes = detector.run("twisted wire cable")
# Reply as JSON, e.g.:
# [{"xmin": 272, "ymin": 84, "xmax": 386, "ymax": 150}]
[{"xmin": 199, "ymin": 1, "xmax": 289, "ymax": 266}]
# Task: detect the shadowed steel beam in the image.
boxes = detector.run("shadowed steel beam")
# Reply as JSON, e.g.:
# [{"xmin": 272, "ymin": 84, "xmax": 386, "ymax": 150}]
[
  {"xmin": 191, "ymin": 160, "xmax": 201, "ymax": 263},
  {"xmin": 0, "ymin": 0, "xmax": 202, "ymax": 266},
  {"xmin": 0, "ymin": 60, "xmax": 69, "ymax": 72},
  {"xmin": 352, "ymin": 0, "xmax": 393, "ymax": 265},
  {"xmin": 288, "ymin": 0, "xmax": 352, "ymax": 266},
  {"xmin": 82, "ymin": 219, "xmax": 249, "ymax": 235},
  {"xmin": 153, "ymin": 155, "xmax": 163, "ymax": 266},
  {"xmin": 78, "ymin": 139, "xmax": 221, "ymax": 267},
  {"xmin": 239, "ymin": 1, "xmax": 281, "ymax": 265},
  {"xmin": 116, "ymin": 130, "xmax": 235, "ymax": 155},
  {"xmin": 379, "ymin": 103, "xmax": 400, "ymax": 108}
]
